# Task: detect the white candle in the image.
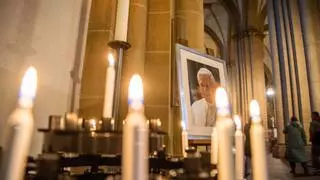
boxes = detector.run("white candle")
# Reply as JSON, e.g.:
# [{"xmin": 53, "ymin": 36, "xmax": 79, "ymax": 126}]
[
  {"xmin": 122, "ymin": 74, "xmax": 148, "ymax": 180},
  {"xmin": 234, "ymin": 115, "xmax": 244, "ymax": 180},
  {"xmin": 114, "ymin": 0, "xmax": 130, "ymax": 41},
  {"xmin": 210, "ymin": 126, "xmax": 218, "ymax": 165},
  {"xmin": 249, "ymin": 100, "xmax": 268, "ymax": 180},
  {"xmin": 103, "ymin": 53, "xmax": 116, "ymax": 118},
  {"xmin": 181, "ymin": 121, "xmax": 188, "ymax": 157},
  {"xmin": 215, "ymin": 87, "xmax": 235, "ymax": 180},
  {"xmin": 1, "ymin": 67, "xmax": 37, "ymax": 180}
]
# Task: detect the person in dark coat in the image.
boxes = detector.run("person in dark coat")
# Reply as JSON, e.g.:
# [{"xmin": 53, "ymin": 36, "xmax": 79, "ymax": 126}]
[
  {"xmin": 244, "ymin": 118, "xmax": 251, "ymax": 177},
  {"xmin": 309, "ymin": 111, "xmax": 320, "ymax": 169},
  {"xmin": 284, "ymin": 116, "xmax": 309, "ymax": 175}
]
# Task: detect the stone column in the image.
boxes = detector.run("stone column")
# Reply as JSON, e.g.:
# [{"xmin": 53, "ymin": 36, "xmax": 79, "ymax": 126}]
[
  {"xmin": 80, "ymin": 0, "xmax": 117, "ymax": 117},
  {"xmin": 144, "ymin": 0, "xmax": 172, "ymax": 152},
  {"xmin": 233, "ymin": 29, "xmax": 267, "ymax": 126},
  {"xmin": 267, "ymin": 0, "xmax": 286, "ymax": 150},
  {"xmin": 281, "ymin": 0, "xmax": 300, "ymax": 119},
  {"xmin": 119, "ymin": 0, "xmax": 148, "ymax": 122},
  {"xmin": 228, "ymin": 38, "xmax": 240, "ymax": 115},
  {"xmin": 268, "ymin": 0, "xmax": 312, "ymax": 157},
  {"xmin": 175, "ymin": 0, "xmax": 204, "ymax": 51},
  {"xmin": 287, "ymin": 0, "xmax": 311, "ymax": 133},
  {"xmin": 171, "ymin": 0, "xmax": 205, "ymax": 155},
  {"xmin": 298, "ymin": 0, "xmax": 320, "ymax": 112}
]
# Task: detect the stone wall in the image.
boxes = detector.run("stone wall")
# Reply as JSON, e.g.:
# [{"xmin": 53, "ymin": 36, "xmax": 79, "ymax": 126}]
[{"xmin": 0, "ymin": 0, "xmax": 90, "ymax": 156}]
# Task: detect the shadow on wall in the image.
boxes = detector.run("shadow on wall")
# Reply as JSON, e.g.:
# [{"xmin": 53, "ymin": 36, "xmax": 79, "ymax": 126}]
[{"xmin": 0, "ymin": 0, "xmax": 39, "ymax": 148}]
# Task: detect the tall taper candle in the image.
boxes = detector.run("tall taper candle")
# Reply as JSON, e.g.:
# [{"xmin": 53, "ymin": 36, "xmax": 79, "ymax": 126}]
[
  {"xmin": 0, "ymin": 67, "xmax": 37, "ymax": 180},
  {"xmin": 122, "ymin": 74, "xmax": 148, "ymax": 180},
  {"xmin": 181, "ymin": 121, "xmax": 188, "ymax": 157},
  {"xmin": 114, "ymin": 0, "xmax": 130, "ymax": 41},
  {"xmin": 103, "ymin": 53, "xmax": 116, "ymax": 118},
  {"xmin": 250, "ymin": 100, "xmax": 268, "ymax": 180},
  {"xmin": 215, "ymin": 87, "xmax": 235, "ymax": 180},
  {"xmin": 234, "ymin": 115, "xmax": 244, "ymax": 180},
  {"xmin": 210, "ymin": 127, "xmax": 218, "ymax": 165}
]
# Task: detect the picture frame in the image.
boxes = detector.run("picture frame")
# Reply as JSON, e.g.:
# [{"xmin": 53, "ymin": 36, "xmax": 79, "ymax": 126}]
[{"xmin": 175, "ymin": 44, "xmax": 228, "ymax": 137}]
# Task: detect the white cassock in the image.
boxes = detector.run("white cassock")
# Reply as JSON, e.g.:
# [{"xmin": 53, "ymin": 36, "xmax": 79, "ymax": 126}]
[{"xmin": 191, "ymin": 98, "xmax": 216, "ymax": 127}]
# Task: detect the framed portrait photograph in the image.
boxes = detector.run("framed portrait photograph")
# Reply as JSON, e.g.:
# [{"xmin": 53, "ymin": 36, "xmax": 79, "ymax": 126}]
[{"xmin": 176, "ymin": 44, "xmax": 228, "ymax": 137}]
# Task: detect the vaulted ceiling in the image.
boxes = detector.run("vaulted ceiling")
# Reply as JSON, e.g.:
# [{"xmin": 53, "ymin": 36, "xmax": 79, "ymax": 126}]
[
  {"xmin": 204, "ymin": 0, "xmax": 267, "ymax": 29},
  {"xmin": 203, "ymin": 0, "xmax": 272, "ymax": 72}
]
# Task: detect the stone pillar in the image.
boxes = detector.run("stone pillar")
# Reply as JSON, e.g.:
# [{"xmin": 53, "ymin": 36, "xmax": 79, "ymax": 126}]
[
  {"xmin": 228, "ymin": 38, "xmax": 240, "ymax": 116},
  {"xmin": 268, "ymin": 0, "xmax": 312, "ymax": 157},
  {"xmin": 119, "ymin": 0, "xmax": 148, "ymax": 122},
  {"xmin": 267, "ymin": 0, "xmax": 286, "ymax": 151},
  {"xmin": 233, "ymin": 29, "xmax": 267, "ymax": 126},
  {"xmin": 298, "ymin": 0, "xmax": 320, "ymax": 112},
  {"xmin": 287, "ymin": 0, "xmax": 311, "ymax": 134},
  {"xmin": 281, "ymin": 0, "xmax": 300, "ymax": 119},
  {"xmin": 175, "ymin": 0, "xmax": 204, "ymax": 51},
  {"xmin": 171, "ymin": 0, "xmax": 204, "ymax": 155},
  {"xmin": 144, "ymin": 0, "xmax": 172, "ymax": 152},
  {"xmin": 80, "ymin": 0, "xmax": 117, "ymax": 117}
]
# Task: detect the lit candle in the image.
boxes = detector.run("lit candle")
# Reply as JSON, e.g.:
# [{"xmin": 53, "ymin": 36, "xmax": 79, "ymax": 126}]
[
  {"xmin": 250, "ymin": 100, "xmax": 268, "ymax": 180},
  {"xmin": 181, "ymin": 121, "xmax": 188, "ymax": 157},
  {"xmin": 215, "ymin": 87, "xmax": 235, "ymax": 180},
  {"xmin": 89, "ymin": 118, "xmax": 97, "ymax": 131},
  {"xmin": 210, "ymin": 127, "xmax": 218, "ymax": 165},
  {"xmin": 103, "ymin": 53, "xmax": 116, "ymax": 118},
  {"xmin": 114, "ymin": 0, "xmax": 130, "ymax": 41},
  {"xmin": 1, "ymin": 67, "xmax": 37, "ymax": 180},
  {"xmin": 157, "ymin": 119, "xmax": 162, "ymax": 130},
  {"xmin": 234, "ymin": 115, "xmax": 244, "ymax": 180},
  {"xmin": 122, "ymin": 74, "xmax": 148, "ymax": 180},
  {"xmin": 111, "ymin": 118, "xmax": 115, "ymax": 130}
]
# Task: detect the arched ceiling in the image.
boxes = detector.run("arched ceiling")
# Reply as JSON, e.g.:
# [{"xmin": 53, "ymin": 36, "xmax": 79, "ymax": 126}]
[
  {"xmin": 203, "ymin": 0, "xmax": 268, "ymax": 54},
  {"xmin": 204, "ymin": 0, "xmax": 267, "ymax": 29},
  {"xmin": 204, "ymin": 2, "xmax": 229, "ymax": 46}
]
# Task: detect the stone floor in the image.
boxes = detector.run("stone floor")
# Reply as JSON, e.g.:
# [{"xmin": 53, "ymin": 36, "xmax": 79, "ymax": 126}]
[{"xmin": 248, "ymin": 154, "xmax": 320, "ymax": 180}]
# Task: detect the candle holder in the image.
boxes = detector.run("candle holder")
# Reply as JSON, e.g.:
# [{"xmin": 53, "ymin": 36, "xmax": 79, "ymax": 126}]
[
  {"xmin": 108, "ymin": 40, "xmax": 131, "ymax": 130},
  {"xmin": 101, "ymin": 117, "xmax": 115, "ymax": 131},
  {"xmin": 149, "ymin": 119, "xmax": 162, "ymax": 132},
  {"xmin": 48, "ymin": 115, "xmax": 64, "ymax": 130}
]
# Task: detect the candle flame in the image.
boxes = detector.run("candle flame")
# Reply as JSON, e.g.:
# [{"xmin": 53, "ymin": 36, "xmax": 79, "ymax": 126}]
[
  {"xmin": 215, "ymin": 87, "xmax": 230, "ymax": 116},
  {"xmin": 157, "ymin": 119, "xmax": 161, "ymax": 127},
  {"xmin": 19, "ymin": 66, "xmax": 38, "ymax": 101},
  {"xmin": 108, "ymin": 53, "xmax": 115, "ymax": 66},
  {"xmin": 234, "ymin": 115, "xmax": 242, "ymax": 130},
  {"xmin": 181, "ymin": 121, "xmax": 186, "ymax": 130},
  {"xmin": 250, "ymin": 100, "xmax": 261, "ymax": 123},
  {"xmin": 89, "ymin": 119, "xmax": 97, "ymax": 131},
  {"xmin": 128, "ymin": 74, "xmax": 144, "ymax": 110}
]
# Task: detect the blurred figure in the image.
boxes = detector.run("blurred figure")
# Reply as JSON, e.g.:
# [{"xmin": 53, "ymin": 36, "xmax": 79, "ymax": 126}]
[
  {"xmin": 284, "ymin": 116, "xmax": 309, "ymax": 175},
  {"xmin": 309, "ymin": 111, "xmax": 320, "ymax": 170},
  {"xmin": 244, "ymin": 118, "xmax": 251, "ymax": 178},
  {"xmin": 191, "ymin": 68, "xmax": 218, "ymax": 127}
]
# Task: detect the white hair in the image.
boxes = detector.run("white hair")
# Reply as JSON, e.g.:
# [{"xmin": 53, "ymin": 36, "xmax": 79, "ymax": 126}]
[{"xmin": 197, "ymin": 68, "xmax": 215, "ymax": 83}]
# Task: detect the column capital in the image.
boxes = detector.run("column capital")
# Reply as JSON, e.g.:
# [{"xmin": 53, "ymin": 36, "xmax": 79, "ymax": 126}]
[{"xmin": 232, "ymin": 26, "xmax": 265, "ymax": 39}]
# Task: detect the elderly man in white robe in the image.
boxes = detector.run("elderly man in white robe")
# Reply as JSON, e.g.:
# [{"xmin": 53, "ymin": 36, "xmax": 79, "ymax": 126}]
[{"xmin": 191, "ymin": 68, "xmax": 217, "ymax": 127}]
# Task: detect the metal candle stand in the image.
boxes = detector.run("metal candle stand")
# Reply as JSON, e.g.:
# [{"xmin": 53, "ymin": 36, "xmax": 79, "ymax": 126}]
[
  {"xmin": 25, "ymin": 148, "xmax": 218, "ymax": 180},
  {"xmin": 107, "ymin": 40, "xmax": 131, "ymax": 129},
  {"xmin": 22, "ymin": 40, "xmax": 219, "ymax": 179}
]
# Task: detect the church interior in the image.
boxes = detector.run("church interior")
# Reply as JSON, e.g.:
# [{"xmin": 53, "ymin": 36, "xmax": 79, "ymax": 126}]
[{"xmin": 0, "ymin": 0, "xmax": 320, "ymax": 179}]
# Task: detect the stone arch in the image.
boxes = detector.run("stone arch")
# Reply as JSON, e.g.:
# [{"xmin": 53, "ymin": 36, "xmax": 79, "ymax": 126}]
[{"xmin": 204, "ymin": 25, "xmax": 224, "ymax": 57}]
